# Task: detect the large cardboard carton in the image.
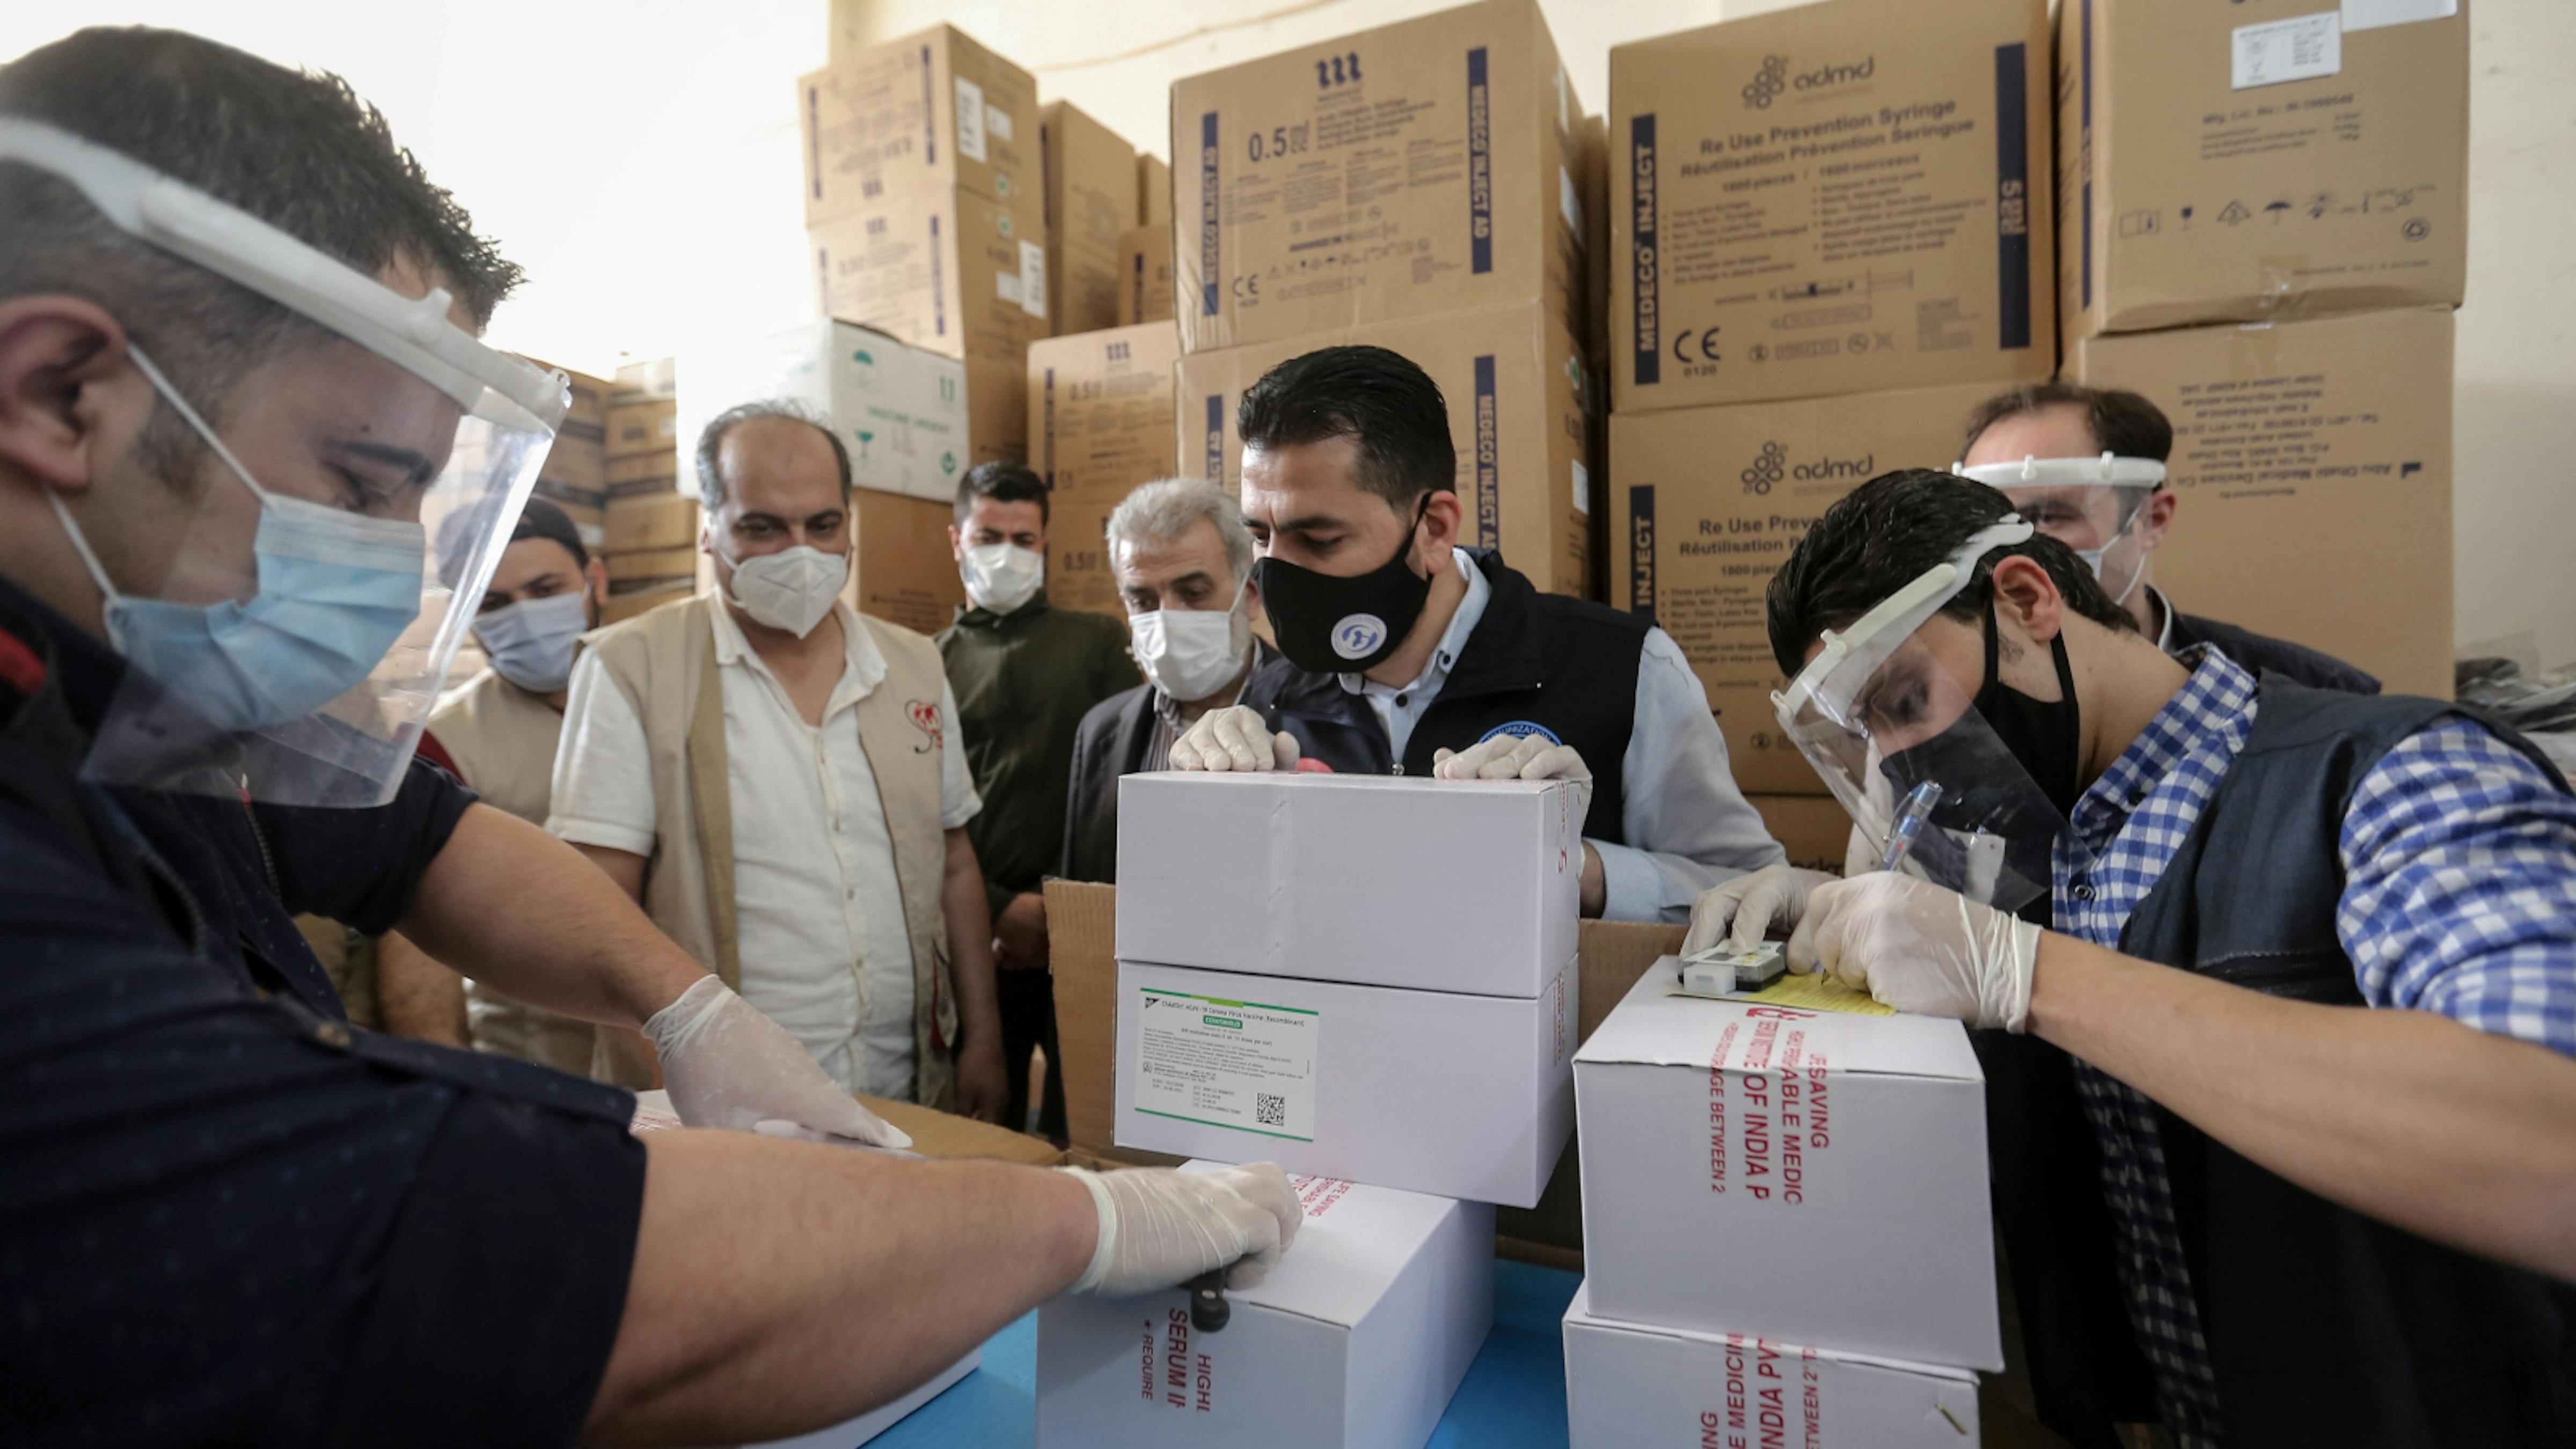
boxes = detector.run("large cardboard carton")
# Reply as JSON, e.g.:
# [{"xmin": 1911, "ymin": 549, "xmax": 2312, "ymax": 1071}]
[
  {"xmin": 1562, "ymin": 1282, "xmax": 1978, "ymax": 1447},
  {"xmin": 2057, "ymin": 0, "xmax": 2468, "ymax": 347},
  {"xmin": 605, "ymin": 453, "xmax": 680, "ymax": 497},
  {"xmin": 1118, "ymin": 224, "xmax": 1177, "ymax": 326},
  {"xmin": 1750, "ymin": 793, "xmax": 1855, "ymax": 876},
  {"xmin": 798, "ymin": 25, "xmax": 1037, "ymax": 224},
  {"xmin": 604, "ymin": 545, "xmax": 698, "ymax": 586},
  {"xmin": 1041, "ymin": 100, "xmax": 1138, "ymax": 337},
  {"xmin": 809, "ymin": 183, "xmax": 1051, "ymax": 375},
  {"xmin": 1608, "ymin": 382, "xmax": 1999, "ymax": 792},
  {"xmin": 1115, "ymin": 958, "xmax": 1573, "ymax": 1208},
  {"xmin": 1180, "ymin": 301, "xmax": 1594, "ymax": 598},
  {"xmin": 603, "ymin": 493, "xmax": 699, "ymax": 553},
  {"xmin": 1139, "ymin": 151, "xmax": 1172, "ymax": 228},
  {"xmin": 1575, "ymin": 965, "xmax": 1999, "ymax": 1370},
  {"xmin": 612, "ymin": 356, "xmax": 677, "ymax": 402},
  {"xmin": 685, "ymin": 320, "xmax": 991, "ymax": 503},
  {"xmin": 605, "ymin": 398, "xmax": 679, "ymax": 459},
  {"xmin": 526, "ymin": 358, "xmax": 613, "ymax": 437},
  {"xmin": 1038, "ymin": 1167, "xmax": 1492, "ymax": 1448},
  {"xmin": 1172, "ymin": 0, "xmax": 1587, "ymax": 354},
  {"xmin": 1047, "ymin": 486, "xmax": 1126, "ymax": 618},
  {"xmin": 1027, "ymin": 322, "xmax": 1181, "ymax": 496},
  {"xmin": 847, "ymin": 487, "xmax": 966, "ymax": 635},
  {"xmin": 2072, "ymin": 306, "xmax": 2455, "ymax": 698},
  {"xmin": 538, "ymin": 433, "xmax": 604, "ymax": 497},
  {"xmin": 1116, "ymin": 772, "xmax": 1580, "ymax": 998},
  {"xmin": 1610, "ymin": 0, "xmax": 2054, "ymax": 412}
]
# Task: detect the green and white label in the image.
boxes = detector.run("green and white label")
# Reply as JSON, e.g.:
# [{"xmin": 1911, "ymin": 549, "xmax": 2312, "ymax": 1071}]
[{"xmin": 1132, "ymin": 987, "xmax": 1319, "ymax": 1141}]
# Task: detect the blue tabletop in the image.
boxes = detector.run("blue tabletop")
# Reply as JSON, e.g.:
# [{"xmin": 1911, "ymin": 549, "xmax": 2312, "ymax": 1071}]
[{"xmin": 870, "ymin": 1259, "xmax": 1583, "ymax": 1448}]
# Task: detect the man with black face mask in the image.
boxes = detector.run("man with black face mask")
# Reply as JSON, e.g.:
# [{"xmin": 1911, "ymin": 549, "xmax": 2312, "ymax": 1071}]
[
  {"xmin": 1167, "ymin": 345, "xmax": 1781, "ymax": 921},
  {"xmin": 1695, "ymin": 468, "xmax": 2576, "ymax": 1449}
]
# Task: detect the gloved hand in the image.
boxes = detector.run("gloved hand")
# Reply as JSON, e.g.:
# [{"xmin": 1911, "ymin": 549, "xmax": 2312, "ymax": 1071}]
[
  {"xmin": 1431, "ymin": 735, "xmax": 1593, "ymax": 819},
  {"xmin": 1681, "ymin": 863, "xmax": 1840, "ymax": 955},
  {"xmin": 1785, "ymin": 872, "xmax": 2044, "ymax": 1031},
  {"xmin": 646, "ymin": 976, "xmax": 913, "ymax": 1148},
  {"xmin": 1168, "ymin": 705, "xmax": 1300, "ymax": 772},
  {"xmin": 1058, "ymin": 1162, "xmax": 1302, "ymax": 1296}
]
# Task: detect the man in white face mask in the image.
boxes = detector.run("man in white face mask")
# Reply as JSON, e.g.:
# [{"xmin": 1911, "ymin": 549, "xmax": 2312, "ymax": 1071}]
[
  {"xmin": 368, "ymin": 496, "xmax": 610, "ymax": 1065},
  {"xmin": 550, "ymin": 401, "xmax": 1009, "ymax": 1120},
  {"xmin": 1060, "ymin": 479, "xmax": 1277, "ymax": 885},
  {"xmin": 936, "ymin": 462, "xmax": 1138, "ymax": 1141}
]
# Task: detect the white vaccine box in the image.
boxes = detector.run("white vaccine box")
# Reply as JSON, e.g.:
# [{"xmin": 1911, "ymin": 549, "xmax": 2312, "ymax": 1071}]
[
  {"xmin": 1114, "ymin": 771, "xmax": 1582, "ymax": 998},
  {"xmin": 1037, "ymin": 1165, "xmax": 1494, "ymax": 1449},
  {"xmin": 1574, "ymin": 963, "xmax": 2000, "ymax": 1370},
  {"xmin": 1114, "ymin": 958, "xmax": 1573, "ymax": 1208},
  {"xmin": 731, "ymin": 1346, "xmax": 979, "ymax": 1448},
  {"xmin": 1562, "ymin": 1282, "xmax": 1978, "ymax": 1447}
]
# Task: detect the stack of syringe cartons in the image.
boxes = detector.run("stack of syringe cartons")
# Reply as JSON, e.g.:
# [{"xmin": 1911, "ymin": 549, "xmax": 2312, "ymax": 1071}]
[
  {"xmin": 1560, "ymin": 962, "xmax": 2000, "ymax": 1445},
  {"xmin": 1035, "ymin": 770, "xmax": 1584, "ymax": 1448}
]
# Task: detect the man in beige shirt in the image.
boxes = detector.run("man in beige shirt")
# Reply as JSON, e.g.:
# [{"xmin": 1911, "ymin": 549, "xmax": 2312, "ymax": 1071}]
[{"xmin": 550, "ymin": 402, "xmax": 1009, "ymax": 1117}]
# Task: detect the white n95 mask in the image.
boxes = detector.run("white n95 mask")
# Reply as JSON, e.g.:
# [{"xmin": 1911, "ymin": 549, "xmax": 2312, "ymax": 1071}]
[
  {"xmin": 961, "ymin": 543, "xmax": 1044, "ymax": 615},
  {"xmin": 471, "ymin": 590, "xmax": 589, "ymax": 693},
  {"xmin": 1132, "ymin": 581, "xmax": 1252, "ymax": 702},
  {"xmin": 727, "ymin": 545, "xmax": 847, "ymax": 638}
]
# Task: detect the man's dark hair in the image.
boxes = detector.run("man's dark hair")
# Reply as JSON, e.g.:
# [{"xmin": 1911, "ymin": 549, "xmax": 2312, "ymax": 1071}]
[
  {"xmin": 1767, "ymin": 469, "xmax": 2141, "ymax": 676},
  {"xmin": 430, "ymin": 494, "xmax": 589, "ymax": 591},
  {"xmin": 694, "ymin": 400, "xmax": 852, "ymax": 513},
  {"xmin": 1236, "ymin": 346, "xmax": 1456, "ymax": 510},
  {"xmin": 0, "ymin": 27, "xmax": 525, "ymax": 456},
  {"xmin": 955, "ymin": 460, "xmax": 1049, "ymax": 525},
  {"xmin": 1962, "ymin": 382, "xmax": 2174, "ymax": 466}
]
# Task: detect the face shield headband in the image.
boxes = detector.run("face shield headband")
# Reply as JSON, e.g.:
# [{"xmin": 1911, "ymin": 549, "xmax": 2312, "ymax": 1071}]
[
  {"xmin": 1952, "ymin": 453, "xmax": 2165, "ymax": 606},
  {"xmin": 0, "ymin": 119, "xmax": 569, "ymax": 807},
  {"xmin": 1771, "ymin": 516, "xmax": 2085, "ymax": 914}
]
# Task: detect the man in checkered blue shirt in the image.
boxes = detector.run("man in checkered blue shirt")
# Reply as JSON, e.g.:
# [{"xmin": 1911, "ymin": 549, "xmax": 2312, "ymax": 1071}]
[{"xmin": 1694, "ymin": 470, "xmax": 2576, "ymax": 1449}]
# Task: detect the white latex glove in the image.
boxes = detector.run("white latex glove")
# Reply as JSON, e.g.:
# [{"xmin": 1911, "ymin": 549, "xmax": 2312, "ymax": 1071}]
[
  {"xmin": 645, "ymin": 976, "xmax": 913, "ymax": 1148},
  {"xmin": 1785, "ymin": 872, "xmax": 2044, "ymax": 1031},
  {"xmin": 1168, "ymin": 705, "xmax": 1300, "ymax": 772},
  {"xmin": 1431, "ymin": 735, "xmax": 1593, "ymax": 819},
  {"xmin": 1059, "ymin": 1162, "xmax": 1302, "ymax": 1296},
  {"xmin": 1681, "ymin": 863, "xmax": 1840, "ymax": 955}
]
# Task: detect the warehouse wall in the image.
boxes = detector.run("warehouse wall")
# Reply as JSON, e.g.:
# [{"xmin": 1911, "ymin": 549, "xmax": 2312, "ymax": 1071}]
[{"xmin": 6, "ymin": 0, "xmax": 2570, "ymax": 666}]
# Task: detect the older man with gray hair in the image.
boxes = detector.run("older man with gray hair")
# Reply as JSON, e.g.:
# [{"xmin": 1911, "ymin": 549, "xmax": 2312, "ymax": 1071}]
[{"xmin": 1060, "ymin": 479, "xmax": 1279, "ymax": 883}]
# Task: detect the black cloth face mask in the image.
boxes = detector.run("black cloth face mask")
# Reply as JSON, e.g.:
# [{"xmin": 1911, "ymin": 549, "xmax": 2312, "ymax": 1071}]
[
  {"xmin": 1253, "ymin": 495, "xmax": 1434, "ymax": 675},
  {"xmin": 1973, "ymin": 599, "xmax": 2085, "ymax": 816}
]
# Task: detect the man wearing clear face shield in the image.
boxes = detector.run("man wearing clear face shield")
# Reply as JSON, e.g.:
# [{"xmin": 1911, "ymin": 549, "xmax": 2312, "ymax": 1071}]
[
  {"xmin": 1696, "ymin": 468, "xmax": 2576, "ymax": 1449},
  {"xmin": 0, "ymin": 29, "xmax": 1296, "ymax": 1446},
  {"xmin": 1957, "ymin": 381, "xmax": 2380, "ymax": 694}
]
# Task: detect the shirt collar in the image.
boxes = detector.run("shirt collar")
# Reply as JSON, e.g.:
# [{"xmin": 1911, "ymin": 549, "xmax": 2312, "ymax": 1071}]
[
  {"xmin": 956, "ymin": 589, "xmax": 1051, "ymax": 630},
  {"xmin": 1338, "ymin": 547, "xmax": 1487, "ymax": 698},
  {"xmin": 2071, "ymin": 644, "xmax": 2253, "ymax": 850},
  {"xmin": 0, "ymin": 569, "xmax": 123, "ymax": 734},
  {"xmin": 2145, "ymin": 583, "xmax": 2177, "ymax": 653},
  {"xmin": 708, "ymin": 596, "xmax": 887, "ymax": 698}
]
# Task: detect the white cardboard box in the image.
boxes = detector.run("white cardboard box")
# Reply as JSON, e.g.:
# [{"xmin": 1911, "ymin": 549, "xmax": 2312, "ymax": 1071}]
[
  {"xmin": 1562, "ymin": 1283, "xmax": 1977, "ymax": 1447},
  {"xmin": 1114, "ymin": 959, "xmax": 1573, "ymax": 1208},
  {"xmin": 1114, "ymin": 772, "xmax": 1582, "ymax": 998},
  {"xmin": 1574, "ymin": 963, "xmax": 2000, "ymax": 1370},
  {"xmin": 720, "ymin": 1346, "xmax": 979, "ymax": 1448},
  {"xmin": 679, "ymin": 319, "xmax": 971, "ymax": 504},
  {"xmin": 1038, "ymin": 1165, "xmax": 1494, "ymax": 1449}
]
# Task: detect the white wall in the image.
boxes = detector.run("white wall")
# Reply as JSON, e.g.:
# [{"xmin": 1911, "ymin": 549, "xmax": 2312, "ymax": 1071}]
[{"xmin": 11, "ymin": 0, "xmax": 2571, "ymax": 665}]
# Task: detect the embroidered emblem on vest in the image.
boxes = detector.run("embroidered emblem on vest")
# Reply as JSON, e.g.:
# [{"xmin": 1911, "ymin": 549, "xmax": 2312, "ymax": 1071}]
[{"xmin": 907, "ymin": 699, "xmax": 943, "ymax": 752}]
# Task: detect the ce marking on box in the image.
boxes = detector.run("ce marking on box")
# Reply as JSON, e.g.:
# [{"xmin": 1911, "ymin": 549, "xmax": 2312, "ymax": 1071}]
[{"xmin": 1671, "ymin": 324, "xmax": 1722, "ymax": 365}]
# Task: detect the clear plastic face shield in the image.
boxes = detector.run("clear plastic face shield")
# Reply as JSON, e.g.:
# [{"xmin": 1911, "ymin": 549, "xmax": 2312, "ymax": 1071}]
[
  {"xmin": 0, "ymin": 120, "xmax": 567, "ymax": 807},
  {"xmin": 1951, "ymin": 453, "xmax": 2165, "ymax": 609},
  {"xmin": 1771, "ymin": 518, "xmax": 2087, "ymax": 916}
]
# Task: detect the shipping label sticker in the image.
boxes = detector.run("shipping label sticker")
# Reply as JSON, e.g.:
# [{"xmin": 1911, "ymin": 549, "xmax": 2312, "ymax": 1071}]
[
  {"xmin": 1019, "ymin": 238, "xmax": 1049, "ymax": 319},
  {"xmin": 1571, "ymin": 457, "xmax": 1590, "ymax": 517},
  {"xmin": 2340, "ymin": 0, "xmax": 2455, "ymax": 31},
  {"xmin": 985, "ymin": 103, "xmax": 1015, "ymax": 144},
  {"xmin": 1560, "ymin": 165, "xmax": 1582, "ymax": 236},
  {"xmin": 1133, "ymin": 987, "xmax": 1319, "ymax": 1141},
  {"xmin": 996, "ymin": 270, "xmax": 1023, "ymax": 304},
  {"xmin": 1704, "ymin": 1012, "xmax": 1849, "ymax": 1212},
  {"xmin": 954, "ymin": 76, "xmax": 989, "ymax": 162},
  {"xmin": 2232, "ymin": 11, "xmax": 2342, "ymax": 90}
]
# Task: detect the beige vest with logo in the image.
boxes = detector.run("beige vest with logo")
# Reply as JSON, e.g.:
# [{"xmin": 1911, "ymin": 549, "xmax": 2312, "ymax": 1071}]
[
  {"xmin": 581, "ymin": 593, "xmax": 958, "ymax": 1108},
  {"xmin": 424, "ymin": 669, "xmax": 601, "ymax": 1077}
]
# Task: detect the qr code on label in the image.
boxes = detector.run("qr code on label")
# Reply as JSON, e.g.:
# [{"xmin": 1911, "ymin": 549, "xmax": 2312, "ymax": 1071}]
[{"xmin": 1256, "ymin": 1093, "xmax": 1287, "ymax": 1128}]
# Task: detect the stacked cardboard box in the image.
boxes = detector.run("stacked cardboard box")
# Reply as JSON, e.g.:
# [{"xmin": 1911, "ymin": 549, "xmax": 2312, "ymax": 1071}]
[
  {"xmin": 1040, "ymin": 100, "xmax": 1138, "ymax": 338},
  {"xmin": 1028, "ymin": 321, "xmax": 1183, "ymax": 615},
  {"xmin": 1567, "ymin": 965, "xmax": 1996, "ymax": 1441},
  {"xmin": 1605, "ymin": 0, "xmax": 2057, "ymax": 805},
  {"xmin": 1168, "ymin": 0, "xmax": 1602, "ymax": 599},
  {"xmin": 597, "ymin": 358, "xmax": 698, "ymax": 626},
  {"xmin": 526, "ymin": 362, "xmax": 612, "ymax": 553},
  {"xmin": 799, "ymin": 25, "xmax": 1050, "ymax": 466},
  {"xmin": 2057, "ymin": 0, "xmax": 2468, "ymax": 697}
]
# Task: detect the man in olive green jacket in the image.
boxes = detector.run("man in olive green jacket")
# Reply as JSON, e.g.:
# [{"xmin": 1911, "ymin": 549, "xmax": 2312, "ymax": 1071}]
[{"xmin": 938, "ymin": 462, "xmax": 1139, "ymax": 1141}]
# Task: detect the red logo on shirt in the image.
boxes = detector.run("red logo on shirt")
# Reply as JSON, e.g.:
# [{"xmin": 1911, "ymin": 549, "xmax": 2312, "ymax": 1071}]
[{"xmin": 908, "ymin": 699, "xmax": 943, "ymax": 753}]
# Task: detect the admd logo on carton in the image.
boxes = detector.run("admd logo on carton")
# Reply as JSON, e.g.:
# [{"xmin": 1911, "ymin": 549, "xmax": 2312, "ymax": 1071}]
[{"xmin": 1742, "ymin": 52, "xmax": 1878, "ymax": 109}]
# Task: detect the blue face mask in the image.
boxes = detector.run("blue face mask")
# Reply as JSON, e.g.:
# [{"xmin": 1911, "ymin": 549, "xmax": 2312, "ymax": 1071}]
[
  {"xmin": 48, "ymin": 345, "xmax": 427, "ymax": 733},
  {"xmin": 471, "ymin": 589, "xmax": 590, "ymax": 694}
]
